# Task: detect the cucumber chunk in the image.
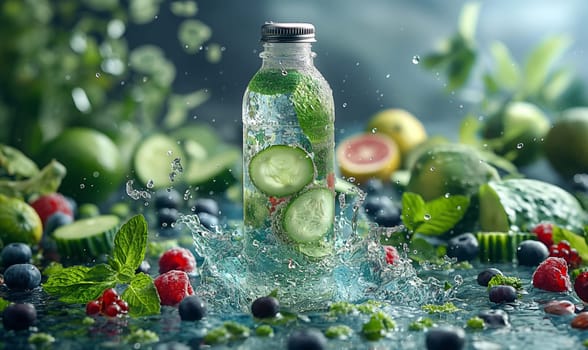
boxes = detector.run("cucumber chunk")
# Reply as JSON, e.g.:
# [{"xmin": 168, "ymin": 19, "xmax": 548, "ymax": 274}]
[
  {"xmin": 476, "ymin": 232, "xmax": 536, "ymax": 263},
  {"xmin": 133, "ymin": 133, "xmax": 185, "ymax": 188},
  {"xmin": 53, "ymin": 215, "xmax": 120, "ymax": 261},
  {"xmin": 249, "ymin": 145, "xmax": 315, "ymax": 197},
  {"xmin": 282, "ymin": 188, "xmax": 334, "ymax": 243}
]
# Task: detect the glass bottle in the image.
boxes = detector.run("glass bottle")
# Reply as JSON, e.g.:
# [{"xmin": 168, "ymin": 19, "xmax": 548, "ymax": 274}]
[{"xmin": 241, "ymin": 22, "xmax": 336, "ymax": 309}]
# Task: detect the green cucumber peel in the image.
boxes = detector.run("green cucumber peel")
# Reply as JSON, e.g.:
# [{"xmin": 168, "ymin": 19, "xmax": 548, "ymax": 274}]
[{"xmin": 43, "ymin": 214, "xmax": 160, "ymax": 317}]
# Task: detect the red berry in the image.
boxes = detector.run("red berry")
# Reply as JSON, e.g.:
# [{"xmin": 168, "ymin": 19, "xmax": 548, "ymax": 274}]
[
  {"xmin": 572, "ymin": 312, "xmax": 588, "ymax": 329},
  {"xmin": 103, "ymin": 303, "xmax": 121, "ymax": 318},
  {"xmin": 158, "ymin": 247, "xmax": 196, "ymax": 274},
  {"xmin": 154, "ymin": 270, "xmax": 194, "ymax": 306},
  {"xmin": 574, "ymin": 271, "xmax": 588, "ymax": 302},
  {"xmin": 101, "ymin": 288, "xmax": 119, "ymax": 305},
  {"xmin": 116, "ymin": 299, "xmax": 129, "ymax": 314},
  {"xmin": 384, "ymin": 246, "xmax": 399, "ymax": 265},
  {"xmin": 30, "ymin": 193, "xmax": 74, "ymax": 226},
  {"xmin": 532, "ymin": 257, "xmax": 572, "ymax": 292},
  {"xmin": 543, "ymin": 300, "xmax": 576, "ymax": 315},
  {"xmin": 86, "ymin": 300, "xmax": 101, "ymax": 316},
  {"xmin": 549, "ymin": 240, "xmax": 582, "ymax": 269},
  {"xmin": 532, "ymin": 223, "xmax": 554, "ymax": 247}
]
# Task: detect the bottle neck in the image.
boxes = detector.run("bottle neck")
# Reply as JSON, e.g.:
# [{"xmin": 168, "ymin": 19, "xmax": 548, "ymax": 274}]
[{"xmin": 259, "ymin": 42, "xmax": 316, "ymax": 70}]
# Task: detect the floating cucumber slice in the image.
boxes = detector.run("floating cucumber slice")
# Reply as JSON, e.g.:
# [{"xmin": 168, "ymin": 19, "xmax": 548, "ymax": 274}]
[
  {"xmin": 133, "ymin": 133, "xmax": 185, "ymax": 188},
  {"xmin": 476, "ymin": 232, "xmax": 536, "ymax": 263},
  {"xmin": 282, "ymin": 188, "xmax": 335, "ymax": 243},
  {"xmin": 53, "ymin": 215, "xmax": 119, "ymax": 261},
  {"xmin": 184, "ymin": 146, "xmax": 240, "ymax": 191},
  {"xmin": 479, "ymin": 178, "xmax": 588, "ymax": 233},
  {"xmin": 249, "ymin": 145, "xmax": 315, "ymax": 197}
]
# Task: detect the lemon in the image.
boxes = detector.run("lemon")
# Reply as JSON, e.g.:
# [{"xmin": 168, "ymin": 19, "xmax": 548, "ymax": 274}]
[
  {"xmin": 406, "ymin": 143, "xmax": 500, "ymax": 201},
  {"xmin": 0, "ymin": 194, "xmax": 42, "ymax": 245},
  {"xmin": 40, "ymin": 127, "xmax": 125, "ymax": 204},
  {"xmin": 336, "ymin": 133, "xmax": 400, "ymax": 185},
  {"xmin": 544, "ymin": 107, "xmax": 588, "ymax": 179},
  {"xmin": 366, "ymin": 108, "xmax": 427, "ymax": 156}
]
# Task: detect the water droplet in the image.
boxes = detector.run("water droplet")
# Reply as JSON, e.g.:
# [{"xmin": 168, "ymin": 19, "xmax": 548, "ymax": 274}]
[
  {"xmin": 516, "ymin": 143, "xmax": 524, "ymax": 149},
  {"xmin": 342, "ymin": 102, "xmax": 348, "ymax": 108},
  {"xmin": 385, "ymin": 73, "xmax": 391, "ymax": 79},
  {"xmin": 429, "ymin": 166, "xmax": 436, "ymax": 172},
  {"xmin": 95, "ymin": 72, "xmax": 101, "ymax": 78},
  {"xmin": 355, "ymin": 62, "xmax": 360, "ymax": 67},
  {"xmin": 444, "ymin": 193, "xmax": 451, "ymax": 198},
  {"xmin": 423, "ymin": 214, "xmax": 431, "ymax": 221},
  {"xmin": 79, "ymin": 184, "xmax": 85, "ymax": 189},
  {"xmin": 92, "ymin": 171, "xmax": 100, "ymax": 178},
  {"xmin": 412, "ymin": 55, "xmax": 420, "ymax": 64},
  {"xmin": 281, "ymin": 69, "xmax": 288, "ymax": 76},
  {"xmin": 371, "ymin": 128, "xmax": 377, "ymax": 134}
]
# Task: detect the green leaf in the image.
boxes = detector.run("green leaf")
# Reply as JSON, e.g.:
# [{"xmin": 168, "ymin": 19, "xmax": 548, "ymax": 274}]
[
  {"xmin": 417, "ymin": 195, "xmax": 470, "ymax": 235},
  {"xmin": 401, "ymin": 192, "xmax": 426, "ymax": 232},
  {"xmin": 43, "ymin": 264, "xmax": 117, "ymax": 303},
  {"xmin": 178, "ymin": 19, "xmax": 212, "ymax": 54},
  {"xmin": 459, "ymin": 113, "xmax": 482, "ymax": 145},
  {"xmin": 447, "ymin": 47, "xmax": 476, "ymax": 90},
  {"xmin": 121, "ymin": 273, "xmax": 161, "ymax": 317},
  {"xmin": 542, "ymin": 67, "xmax": 574, "ymax": 104},
  {"xmin": 112, "ymin": 215, "xmax": 148, "ymax": 277},
  {"xmin": 0, "ymin": 297, "xmax": 10, "ymax": 312},
  {"xmin": 130, "ymin": 0, "xmax": 163, "ymax": 24},
  {"xmin": 489, "ymin": 41, "xmax": 521, "ymax": 91},
  {"xmin": 163, "ymin": 89, "xmax": 210, "ymax": 129},
  {"xmin": 170, "ymin": 1, "xmax": 198, "ymax": 17},
  {"xmin": 408, "ymin": 237, "xmax": 442, "ymax": 262},
  {"xmin": 458, "ymin": 2, "xmax": 481, "ymax": 44},
  {"xmin": 553, "ymin": 225, "xmax": 588, "ymax": 263},
  {"xmin": 523, "ymin": 35, "xmax": 572, "ymax": 96}
]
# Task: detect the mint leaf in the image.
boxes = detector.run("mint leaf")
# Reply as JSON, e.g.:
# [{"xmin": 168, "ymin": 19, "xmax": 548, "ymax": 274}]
[
  {"xmin": 121, "ymin": 273, "xmax": 160, "ymax": 317},
  {"xmin": 43, "ymin": 264, "xmax": 117, "ymax": 303},
  {"xmin": 553, "ymin": 225, "xmax": 588, "ymax": 262},
  {"xmin": 401, "ymin": 192, "xmax": 426, "ymax": 232},
  {"xmin": 0, "ymin": 297, "xmax": 10, "ymax": 312},
  {"xmin": 112, "ymin": 214, "xmax": 148, "ymax": 277},
  {"xmin": 402, "ymin": 192, "xmax": 470, "ymax": 235}
]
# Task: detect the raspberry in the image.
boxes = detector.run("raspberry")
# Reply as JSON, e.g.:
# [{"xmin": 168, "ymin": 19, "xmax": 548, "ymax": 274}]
[
  {"xmin": 574, "ymin": 271, "xmax": 588, "ymax": 303},
  {"xmin": 30, "ymin": 193, "xmax": 74, "ymax": 226},
  {"xmin": 158, "ymin": 247, "xmax": 197, "ymax": 274},
  {"xmin": 532, "ymin": 257, "xmax": 572, "ymax": 292},
  {"xmin": 549, "ymin": 240, "xmax": 582, "ymax": 269},
  {"xmin": 384, "ymin": 246, "xmax": 399, "ymax": 265},
  {"xmin": 154, "ymin": 270, "xmax": 194, "ymax": 306},
  {"xmin": 532, "ymin": 222, "xmax": 554, "ymax": 247}
]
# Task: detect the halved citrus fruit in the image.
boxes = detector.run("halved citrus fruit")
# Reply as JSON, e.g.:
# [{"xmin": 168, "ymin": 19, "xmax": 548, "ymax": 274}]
[
  {"xmin": 336, "ymin": 133, "xmax": 400, "ymax": 185},
  {"xmin": 366, "ymin": 108, "xmax": 427, "ymax": 156}
]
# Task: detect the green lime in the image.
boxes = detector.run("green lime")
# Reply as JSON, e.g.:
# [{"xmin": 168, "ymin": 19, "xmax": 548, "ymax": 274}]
[
  {"xmin": 544, "ymin": 107, "xmax": 588, "ymax": 179},
  {"xmin": 0, "ymin": 194, "xmax": 42, "ymax": 245},
  {"xmin": 406, "ymin": 143, "xmax": 500, "ymax": 201},
  {"xmin": 133, "ymin": 133, "xmax": 185, "ymax": 189},
  {"xmin": 40, "ymin": 127, "xmax": 125, "ymax": 204},
  {"xmin": 481, "ymin": 101, "xmax": 550, "ymax": 166}
]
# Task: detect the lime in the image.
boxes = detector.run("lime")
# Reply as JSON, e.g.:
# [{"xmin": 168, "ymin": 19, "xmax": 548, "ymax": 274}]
[
  {"xmin": 366, "ymin": 108, "xmax": 428, "ymax": 156},
  {"xmin": 336, "ymin": 133, "xmax": 400, "ymax": 185},
  {"xmin": 133, "ymin": 133, "xmax": 186, "ymax": 189},
  {"xmin": 481, "ymin": 101, "xmax": 550, "ymax": 166},
  {"xmin": 406, "ymin": 143, "xmax": 500, "ymax": 201},
  {"xmin": 40, "ymin": 128, "xmax": 125, "ymax": 204},
  {"xmin": 544, "ymin": 107, "xmax": 588, "ymax": 179},
  {"xmin": 0, "ymin": 194, "xmax": 42, "ymax": 245}
]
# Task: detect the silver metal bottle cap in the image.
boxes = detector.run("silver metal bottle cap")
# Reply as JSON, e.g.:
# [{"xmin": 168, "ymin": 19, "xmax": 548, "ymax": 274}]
[{"xmin": 261, "ymin": 22, "xmax": 316, "ymax": 43}]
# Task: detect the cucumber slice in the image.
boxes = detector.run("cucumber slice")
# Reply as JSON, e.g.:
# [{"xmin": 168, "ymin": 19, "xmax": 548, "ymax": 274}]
[
  {"xmin": 133, "ymin": 133, "xmax": 185, "ymax": 188},
  {"xmin": 282, "ymin": 188, "xmax": 335, "ymax": 243},
  {"xmin": 475, "ymin": 232, "xmax": 536, "ymax": 263},
  {"xmin": 184, "ymin": 146, "xmax": 240, "ymax": 191},
  {"xmin": 53, "ymin": 215, "xmax": 119, "ymax": 261},
  {"xmin": 249, "ymin": 145, "xmax": 315, "ymax": 197}
]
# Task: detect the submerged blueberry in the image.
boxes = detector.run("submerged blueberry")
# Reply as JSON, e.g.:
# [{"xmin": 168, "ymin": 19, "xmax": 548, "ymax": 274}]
[
  {"xmin": 425, "ymin": 325, "xmax": 466, "ymax": 350},
  {"xmin": 478, "ymin": 309, "xmax": 510, "ymax": 327},
  {"xmin": 251, "ymin": 296, "xmax": 280, "ymax": 319},
  {"xmin": 3, "ymin": 263, "xmax": 42, "ymax": 291},
  {"xmin": 477, "ymin": 268, "xmax": 503, "ymax": 287},
  {"xmin": 363, "ymin": 195, "xmax": 401, "ymax": 227},
  {"xmin": 1, "ymin": 243, "xmax": 32, "ymax": 268},
  {"xmin": 179, "ymin": 295, "xmax": 207, "ymax": 321},
  {"xmin": 2, "ymin": 303, "xmax": 37, "ymax": 331},
  {"xmin": 154, "ymin": 189, "xmax": 183, "ymax": 210},
  {"xmin": 516, "ymin": 240, "xmax": 549, "ymax": 266},
  {"xmin": 287, "ymin": 328, "xmax": 327, "ymax": 350},
  {"xmin": 446, "ymin": 233, "xmax": 479, "ymax": 262},
  {"xmin": 197, "ymin": 212, "xmax": 220, "ymax": 231},
  {"xmin": 191, "ymin": 198, "xmax": 220, "ymax": 216},
  {"xmin": 489, "ymin": 285, "xmax": 517, "ymax": 303},
  {"xmin": 157, "ymin": 207, "xmax": 180, "ymax": 228}
]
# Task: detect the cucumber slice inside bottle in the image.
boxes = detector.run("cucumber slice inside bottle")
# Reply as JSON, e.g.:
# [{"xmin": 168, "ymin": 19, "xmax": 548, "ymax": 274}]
[
  {"xmin": 53, "ymin": 215, "xmax": 120, "ymax": 261},
  {"xmin": 282, "ymin": 188, "xmax": 334, "ymax": 243},
  {"xmin": 249, "ymin": 145, "xmax": 315, "ymax": 197}
]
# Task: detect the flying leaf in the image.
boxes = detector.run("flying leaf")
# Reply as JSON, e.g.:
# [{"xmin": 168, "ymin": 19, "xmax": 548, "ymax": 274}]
[{"xmin": 523, "ymin": 35, "xmax": 572, "ymax": 96}]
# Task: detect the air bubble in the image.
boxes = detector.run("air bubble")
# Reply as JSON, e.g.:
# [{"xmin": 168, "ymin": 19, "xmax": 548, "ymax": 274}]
[
  {"xmin": 412, "ymin": 55, "xmax": 420, "ymax": 64},
  {"xmin": 146, "ymin": 180, "xmax": 155, "ymax": 189}
]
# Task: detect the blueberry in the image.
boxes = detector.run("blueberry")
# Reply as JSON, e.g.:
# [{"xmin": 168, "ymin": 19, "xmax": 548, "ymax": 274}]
[
  {"xmin": 372, "ymin": 204, "xmax": 402, "ymax": 227},
  {"xmin": 572, "ymin": 174, "xmax": 588, "ymax": 192},
  {"xmin": 2, "ymin": 303, "xmax": 37, "ymax": 331},
  {"xmin": 446, "ymin": 233, "xmax": 479, "ymax": 262},
  {"xmin": 476, "ymin": 268, "xmax": 503, "ymax": 286},
  {"xmin": 425, "ymin": 326, "xmax": 466, "ymax": 350},
  {"xmin": 64, "ymin": 196, "xmax": 78, "ymax": 217},
  {"xmin": 478, "ymin": 309, "xmax": 510, "ymax": 327},
  {"xmin": 154, "ymin": 189, "xmax": 183, "ymax": 210},
  {"xmin": 516, "ymin": 240, "xmax": 549, "ymax": 266},
  {"xmin": 157, "ymin": 207, "xmax": 180, "ymax": 228},
  {"xmin": 136, "ymin": 260, "xmax": 151, "ymax": 274},
  {"xmin": 489, "ymin": 285, "xmax": 517, "ymax": 303},
  {"xmin": 191, "ymin": 198, "xmax": 219, "ymax": 216},
  {"xmin": 3, "ymin": 263, "xmax": 42, "ymax": 291},
  {"xmin": 178, "ymin": 295, "xmax": 207, "ymax": 321},
  {"xmin": 287, "ymin": 328, "xmax": 327, "ymax": 350},
  {"xmin": 1, "ymin": 243, "xmax": 32, "ymax": 267},
  {"xmin": 363, "ymin": 195, "xmax": 394, "ymax": 218},
  {"xmin": 197, "ymin": 212, "xmax": 219, "ymax": 231},
  {"xmin": 362, "ymin": 195, "xmax": 401, "ymax": 226},
  {"xmin": 251, "ymin": 296, "xmax": 280, "ymax": 318},
  {"xmin": 363, "ymin": 178, "xmax": 385, "ymax": 194},
  {"xmin": 44, "ymin": 212, "xmax": 74, "ymax": 236}
]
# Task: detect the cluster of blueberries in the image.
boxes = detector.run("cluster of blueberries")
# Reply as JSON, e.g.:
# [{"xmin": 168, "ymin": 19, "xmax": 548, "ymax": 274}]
[{"xmin": 154, "ymin": 189, "xmax": 221, "ymax": 235}]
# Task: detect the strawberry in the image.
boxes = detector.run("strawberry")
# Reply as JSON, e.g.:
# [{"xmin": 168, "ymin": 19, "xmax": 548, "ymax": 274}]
[
  {"xmin": 158, "ymin": 247, "xmax": 197, "ymax": 274},
  {"xmin": 154, "ymin": 270, "xmax": 194, "ymax": 306},
  {"xmin": 384, "ymin": 245, "xmax": 399, "ymax": 265},
  {"xmin": 30, "ymin": 193, "xmax": 74, "ymax": 226},
  {"xmin": 532, "ymin": 257, "xmax": 572, "ymax": 292},
  {"xmin": 574, "ymin": 271, "xmax": 588, "ymax": 303},
  {"xmin": 532, "ymin": 222, "xmax": 554, "ymax": 247}
]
